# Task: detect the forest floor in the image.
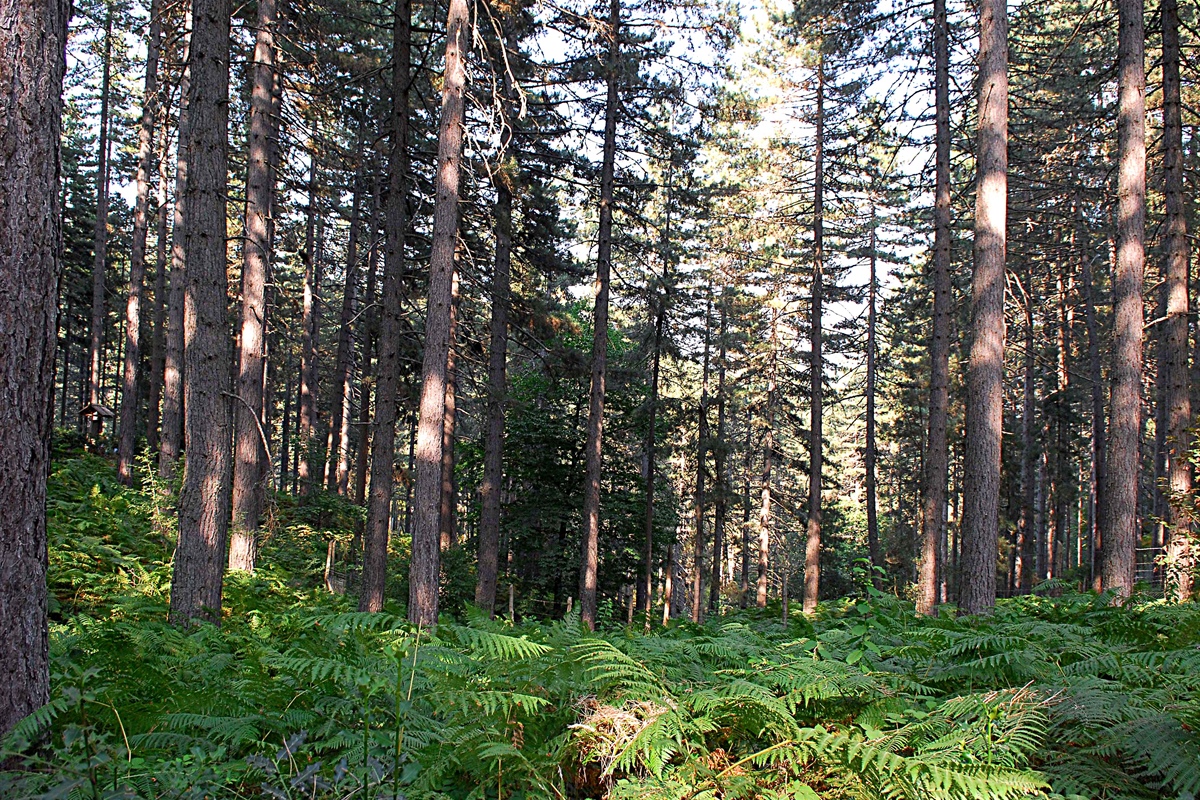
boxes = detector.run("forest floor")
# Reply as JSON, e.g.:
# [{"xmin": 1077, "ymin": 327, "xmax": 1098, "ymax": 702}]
[{"xmin": 2, "ymin": 444, "xmax": 1199, "ymax": 799}]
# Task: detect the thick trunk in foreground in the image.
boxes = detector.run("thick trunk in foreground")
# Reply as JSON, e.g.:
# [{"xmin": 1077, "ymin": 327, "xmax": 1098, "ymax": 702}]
[
  {"xmin": 1162, "ymin": 0, "xmax": 1192, "ymax": 601},
  {"xmin": 117, "ymin": 0, "xmax": 163, "ymax": 483},
  {"xmin": 958, "ymin": 0, "xmax": 1007, "ymax": 616},
  {"xmin": 408, "ymin": 0, "xmax": 470, "ymax": 626},
  {"xmin": 88, "ymin": 13, "xmax": 113, "ymax": 442},
  {"xmin": 578, "ymin": 0, "xmax": 621, "ymax": 631},
  {"xmin": 169, "ymin": 0, "xmax": 232, "ymax": 625},
  {"xmin": 1100, "ymin": 0, "xmax": 1145, "ymax": 599},
  {"xmin": 229, "ymin": 0, "xmax": 279, "ymax": 571},
  {"xmin": 359, "ymin": 0, "xmax": 411, "ymax": 613},
  {"xmin": 0, "ymin": 0, "xmax": 67, "ymax": 738},
  {"xmin": 918, "ymin": 0, "xmax": 951, "ymax": 616},
  {"xmin": 802, "ymin": 57, "xmax": 824, "ymax": 616}
]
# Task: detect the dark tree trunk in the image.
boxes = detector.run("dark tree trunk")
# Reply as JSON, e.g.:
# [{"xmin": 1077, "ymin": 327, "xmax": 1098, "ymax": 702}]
[
  {"xmin": 638, "ymin": 286, "xmax": 665, "ymax": 617},
  {"xmin": 88, "ymin": 12, "xmax": 113, "ymax": 443},
  {"xmin": 147, "ymin": 103, "xmax": 171, "ymax": 459},
  {"xmin": 326, "ymin": 149, "xmax": 364, "ymax": 496},
  {"xmin": 1101, "ymin": 0, "xmax": 1145, "ymax": 598},
  {"xmin": 0, "ymin": 0, "xmax": 67, "ymax": 737},
  {"xmin": 118, "ymin": 0, "xmax": 163, "ymax": 483},
  {"xmin": 354, "ymin": 179, "xmax": 383, "ymax": 507},
  {"xmin": 958, "ymin": 0, "xmax": 1007, "ymax": 616},
  {"xmin": 757, "ymin": 308, "xmax": 778, "ymax": 608},
  {"xmin": 169, "ymin": 0, "xmax": 232, "ymax": 625},
  {"xmin": 409, "ymin": 0, "xmax": 469, "ymax": 626},
  {"xmin": 1079, "ymin": 195, "xmax": 1106, "ymax": 590},
  {"xmin": 740, "ymin": 407, "xmax": 751, "ymax": 608},
  {"xmin": 298, "ymin": 163, "xmax": 320, "ymax": 494},
  {"xmin": 803, "ymin": 57, "xmax": 824, "ymax": 616},
  {"xmin": 1018, "ymin": 290, "xmax": 1036, "ymax": 593},
  {"xmin": 866, "ymin": 215, "xmax": 880, "ymax": 583},
  {"xmin": 477, "ymin": 42, "xmax": 516, "ymax": 610},
  {"xmin": 918, "ymin": 0, "xmax": 951, "ymax": 616},
  {"xmin": 578, "ymin": 0, "xmax": 621, "ymax": 631},
  {"xmin": 359, "ymin": 0, "xmax": 411, "ymax": 613},
  {"xmin": 1162, "ymin": 0, "xmax": 1192, "ymax": 601},
  {"xmin": 438, "ymin": 270, "xmax": 460, "ymax": 551},
  {"xmin": 229, "ymin": 0, "xmax": 279, "ymax": 571},
  {"xmin": 709, "ymin": 291, "xmax": 728, "ymax": 613},
  {"xmin": 159, "ymin": 42, "xmax": 191, "ymax": 480}
]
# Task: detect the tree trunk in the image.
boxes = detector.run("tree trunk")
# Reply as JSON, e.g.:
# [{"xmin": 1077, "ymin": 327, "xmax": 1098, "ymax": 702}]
[
  {"xmin": 148, "ymin": 100, "xmax": 172, "ymax": 459},
  {"xmin": 1019, "ymin": 289, "xmax": 1036, "ymax": 593},
  {"xmin": 1079, "ymin": 194, "xmax": 1105, "ymax": 590},
  {"xmin": 1162, "ymin": 0, "xmax": 1192, "ymax": 601},
  {"xmin": 169, "ymin": 0, "xmax": 232, "ymax": 625},
  {"xmin": 0, "ymin": 0, "xmax": 66, "ymax": 737},
  {"xmin": 298, "ymin": 162, "xmax": 321, "ymax": 494},
  {"xmin": 866, "ymin": 214, "xmax": 880, "ymax": 583},
  {"xmin": 88, "ymin": 11, "xmax": 113, "ymax": 443},
  {"xmin": 958, "ymin": 0, "xmax": 1007, "ymax": 616},
  {"xmin": 354, "ymin": 178, "xmax": 383, "ymax": 507},
  {"xmin": 710, "ymin": 291, "xmax": 728, "ymax": 614},
  {"xmin": 691, "ymin": 294, "xmax": 712, "ymax": 623},
  {"xmin": 118, "ymin": 0, "xmax": 163, "ymax": 483},
  {"xmin": 359, "ymin": 0, "xmax": 411, "ymax": 613},
  {"xmin": 918, "ymin": 0, "xmax": 951, "ymax": 616},
  {"xmin": 229, "ymin": 0, "xmax": 278, "ymax": 571},
  {"xmin": 326, "ymin": 150, "xmax": 364, "ymax": 495},
  {"xmin": 159, "ymin": 37, "xmax": 191, "ymax": 480},
  {"xmin": 757, "ymin": 308, "xmax": 778, "ymax": 608},
  {"xmin": 438, "ymin": 270, "xmax": 461, "ymax": 550},
  {"xmin": 1101, "ymin": 0, "xmax": 1145, "ymax": 599},
  {"xmin": 740, "ymin": 407, "xmax": 751, "ymax": 607},
  {"xmin": 802, "ymin": 57, "xmax": 825, "ymax": 616},
  {"xmin": 476, "ymin": 92, "xmax": 515, "ymax": 611},
  {"xmin": 409, "ymin": 0, "xmax": 469, "ymax": 626},
  {"xmin": 578, "ymin": 0, "xmax": 621, "ymax": 631}
]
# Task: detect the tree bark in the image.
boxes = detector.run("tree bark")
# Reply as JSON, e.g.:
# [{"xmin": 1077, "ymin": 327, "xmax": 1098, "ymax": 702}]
[
  {"xmin": 326, "ymin": 149, "xmax": 364, "ymax": 496},
  {"xmin": 710, "ymin": 290, "xmax": 728, "ymax": 614},
  {"xmin": 229, "ymin": 0, "xmax": 278, "ymax": 571},
  {"xmin": 118, "ymin": 0, "xmax": 163, "ymax": 483},
  {"xmin": 88, "ymin": 11, "xmax": 113, "ymax": 442},
  {"xmin": 740, "ymin": 407, "xmax": 752, "ymax": 607},
  {"xmin": 169, "ymin": 0, "xmax": 232, "ymax": 625},
  {"xmin": 359, "ymin": 0, "xmax": 411, "ymax": 613},
  {"xmin": 918, "ymin": 0, "xmax": 951, "ymax": 616},
  {"xmin": 148, "ymin": 100, "xmax": 171, "ymax": 459},
  {"xmin": 866, "ymin": 215, "xmax": 880, "ymax": 585},
  {"xmin": 1100, "ymin": 0, "xmax": 1145, "ymax": 599},
  {"xmin": 802, "ymin": 56, "xmax": 824, "ymax": 616},
  {"xmin": 1161, "ymin": 0, "xmax": 1191, "ymax": 601},
  {"xmin": 159, "ymin": 35, "xmax": 191, "ymax": 480},
  {"xmin": 578, "ymin": 0, "xmax": 621, "ymax": 631},
  {"xmin": 758, "ymin": 308, "xmax": 778, "ymax": 608},
  {"xmin": 691, "ymin": 294, "xmax": 712, "ymax": 623},
  {"xmin": 958, "ymin": 0, "xmax": 1007, "ymax": 616},
  {"xmin": 0, "ymin": 0, "xmax": 67, "ymax": 738},
  {"xmin": 1018, "ymin": 288, "xmax": 1035, "ymax": 593},
  {"xmin": 438, "ymin": 270, "xmax": 461, "ymax": 550},
  {"xmin": 409, "ymin": 0, "xmax": 470, "ymax": 626},
  {"xmin": 1078, "ymin": 195, "xmax": 1105, "ymax": 590},
  {"xmin": 298, "ymin": 162, "xmax": 321, "ymax": 494},
  {"xmin": 638, "ymin": 285, "xmax": 665, "ymax": 617}
]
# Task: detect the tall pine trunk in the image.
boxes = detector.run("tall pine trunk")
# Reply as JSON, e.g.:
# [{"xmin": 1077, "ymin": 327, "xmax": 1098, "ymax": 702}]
[
  {"xmin": 0, "ymin": 0, "xmax": 67, "ymax": 737},
  {"xmin": 326, "ymin": 149, "xmax": 364, "ymax": 495},
  {"xmin": 298, "ymin": 162, "xmax": 320, "ymax": 493},
  {"xmin": 691, "ymin": 294, "xmax": 712, "ymax": 623},
  {"xmin": 169, "ymin": 0, "xmax": 232, "ymax": 625},
  {"xmin": 409, "ymin": 0, "xmax": 470, "ymax": 626},
  {"xmin": 958, "ymin": 0, "xmax": 1008, "ymax": 615},
  {"xmin": 578, "ymin": 0, "xmax": 621, "ymax": 631},
  {"xmin": 709, "ymin": 291, "xmax": 728, "ymax": 613},
  {"xmin": 757, "ymin": 308, "xmax": 777, "ymax": 608},
  {"xmin": 918, "ymin": 0, "xmax": 951, "ymax": 616},
  {"xmin": 1161, "ymin": 0, "xmax": 1191, "ymax": 601},
  {"xmin": 117, "ymin": 0, "xmax": 163, "ymax": 482},
  {"xmin": 1078, "ymin": 194, "xmax": 1106, "ymax": 589},
  {"xmin": 359, "ymin": 0, "xmax": 411, "ymax": 612},
  {"xmin": 802, "ymin": 57, "xmax": 824, "ymax": 616},
  {"xmin": 438, "ymin": 270, "xmax": 460, "ymax": 550},
  {"xmin": 229, "ymin": 0, "xmax": 279, "ymax": 570},
  {"xmin": 148, "ymin": 103, "xmax": 171, "ymax": 458},
  {"xmin": 88, "ymin": 12, "xmax": 113, "ymax": 441},
  {"xmin": 866, "ymin": 215, "xmax": 880, "ymax": 582},
  {"xmin": 1101, "ymin": 0, "xmax": 1145, "ymax": 598}
]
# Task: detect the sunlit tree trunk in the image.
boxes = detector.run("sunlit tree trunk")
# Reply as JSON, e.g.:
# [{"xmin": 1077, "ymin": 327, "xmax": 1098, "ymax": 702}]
[
  {"xmin": 803, "ymin": 56, "xmax": 824, "ymax": 616},
  {"xmin": 409, "ymin": 0, "xmax": 470, "ymax": 626},
  {"xmin": 1100, "ymin": 0, "xmax": 1145, "ymax": 598},
  {"xmin": 958, "ymin": 0, "xmax": 1008, "ymax": 616}
]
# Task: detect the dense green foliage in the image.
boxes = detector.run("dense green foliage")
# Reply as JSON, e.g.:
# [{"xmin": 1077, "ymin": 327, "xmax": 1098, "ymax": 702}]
[{"xmin": 5, "ymin": 453, "xmax": 1200, "ymax": 799}]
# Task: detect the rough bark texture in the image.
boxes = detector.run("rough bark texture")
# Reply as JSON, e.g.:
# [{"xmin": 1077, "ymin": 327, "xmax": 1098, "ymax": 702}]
[
  {"xmin": 148, "ymin": 107, "xmax": 171, "ymax": 458},
  {"xmin": 1161, "ymin": 0, "xmax": 1192, "ymax": 601},
  {"xmin": 865, "ymin": 219, "xmax": 880, "ymax": 584},
  {"xmin": 802, "ymin": 58, "xmax": 824, "ymax": 617},
  {"xmin": 169, "ymin": 0, "xmax": 232, "ymax": 625},
  {"xmin": 438, "ymin": 271, "xmax": 460, "ymax": 551},
  {"xmin": 959, "ymin": 0, "xmax": 1007, "ymax": 616},
  {"xmin": 409, "ymin": 0, "xmax": 469, "ymax": 626},
  {"xmin": 918, "ymin": 0, "xmax": 951, "ymax": 616},
  {"xmin": 88, "ymin": 13, "xmax": 113, "ymax": 441},
  {"xmin": 359, "ymin": 0, "xmax": 410, "ymax": 613},
  {"xmin": 578, "ymin": 0, "xmax": 620, "ymax": 631},
  {"xmin": 1101, "ymin": 0, "xmax": 1145, "ymax": 599},
  {"xmin": 159, "ymin": 44, "xmax": 191, "ymax": 480},
  {"xmin": 229, "ymin": 0, "xmax": 278, "ymax": 571},
  {"xmin": 118, "ymin": 0, "xmax": 163, "ymax": 483},
  {"xmin": 0, "ymin": 0, "xmax": 67, "ymax": 738},
  {"xmin": 476, "ymin": 140, "xmax": 513, "ymax": 614}
]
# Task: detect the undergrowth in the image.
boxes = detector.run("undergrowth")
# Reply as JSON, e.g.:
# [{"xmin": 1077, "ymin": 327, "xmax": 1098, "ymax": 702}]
[{"xmin": 3, "ymin": 452, "xmax": 1199, "ymax": 799}]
